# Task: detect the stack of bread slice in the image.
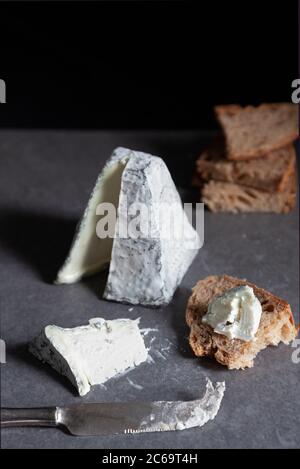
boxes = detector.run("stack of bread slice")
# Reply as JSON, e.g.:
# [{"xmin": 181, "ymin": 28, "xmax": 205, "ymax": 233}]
[{"xmin": 195, "ymin": 103, "xmax": 298, "ymax": 213}]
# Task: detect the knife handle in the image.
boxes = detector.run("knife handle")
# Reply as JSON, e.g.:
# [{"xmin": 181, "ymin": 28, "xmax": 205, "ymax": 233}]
[{"xmin": 1, "ymin": 407, "xmax": 58, "ymax": 428}]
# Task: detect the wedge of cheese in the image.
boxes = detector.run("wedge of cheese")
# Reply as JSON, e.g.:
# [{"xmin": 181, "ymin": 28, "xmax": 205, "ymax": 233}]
[
  {"xmin": 29, "ymin": 318, "xmax": 148, "ymax": 396},
  {"xmin": 56, "ymin": 147, "xmax": 200, "ymax": 305}
]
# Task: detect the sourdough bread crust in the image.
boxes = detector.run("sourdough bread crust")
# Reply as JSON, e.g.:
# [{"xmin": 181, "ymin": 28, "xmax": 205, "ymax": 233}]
[
  {"xmin": 196, "ymin": 140, "xmax": 296, "ymax": 192},
  {"xmin": 215, "ymin": 103, "xmax": 298, "ymax": 160},
  {"xmin": 186, "ymin": 275, "xmax": 298, "ymax": 369},
  {"xmin": 201, "ymin": 170, "xmax": 296, "ymax": 213}
]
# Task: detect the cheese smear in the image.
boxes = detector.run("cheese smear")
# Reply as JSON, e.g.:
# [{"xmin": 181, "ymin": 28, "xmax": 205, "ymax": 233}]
[{"xmin": 202, "ymin": 285, "xmax": 262, "ymax": 341}]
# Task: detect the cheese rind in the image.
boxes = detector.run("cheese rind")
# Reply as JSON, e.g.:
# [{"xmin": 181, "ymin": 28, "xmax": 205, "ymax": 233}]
[
  {"xmin": 29, "ymin": 318, "xmax": 148, "ymax": 396},
  {"xmin": 103, "ymin": 148, "xmax": 200, "ymax": 306}
]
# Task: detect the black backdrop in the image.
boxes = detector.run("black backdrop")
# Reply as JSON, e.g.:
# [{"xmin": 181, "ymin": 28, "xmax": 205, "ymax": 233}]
[{"xmin": 0, "ymin": 0, "xmax": 298, "ymax": 129}]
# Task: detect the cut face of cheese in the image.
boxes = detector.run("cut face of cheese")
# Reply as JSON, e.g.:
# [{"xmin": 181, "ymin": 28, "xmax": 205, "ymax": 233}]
[
  {"xmin": 56, "ymin": 147, "xmax": 200, "ymax": 305},
  {"xmin": 29, "ymin": 318, "xmax": 148, "ymax": 396},
  {"xmin": 56, "ymin": 155, "xmax": 128, "ymax": 284}
]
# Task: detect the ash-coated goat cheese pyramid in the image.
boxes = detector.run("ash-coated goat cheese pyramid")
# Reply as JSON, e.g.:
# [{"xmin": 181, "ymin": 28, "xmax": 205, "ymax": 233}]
[{"xmin": 56, "ymin": 147, "xmax": 200, "ymax": 306}]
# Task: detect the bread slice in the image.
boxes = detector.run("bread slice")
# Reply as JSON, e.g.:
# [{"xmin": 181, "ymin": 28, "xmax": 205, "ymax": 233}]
[
  {"xmin": 196, "ymin": 139, "xmax": 296, "ymax": 192},
  {"xmin": 215, "ymin": 103, "xmax": 298, "ymax": 160},
  {"xmin": 202, "ymin": 171, "xmax": 296, "ymax": 213},
  {"xmin": 186, "ymin": 275, "xmax": 298, "ymax": 369}
]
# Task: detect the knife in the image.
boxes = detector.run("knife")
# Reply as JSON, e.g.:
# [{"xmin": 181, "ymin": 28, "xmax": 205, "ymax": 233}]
[{"xmin": 0, "ymin": 380, "xmax": 225, "ymax": 436}]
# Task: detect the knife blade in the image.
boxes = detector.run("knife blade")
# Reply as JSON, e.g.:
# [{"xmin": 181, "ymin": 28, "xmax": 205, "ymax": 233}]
[{"xmin": 1, "ymin": 379, "xmax": 225, "ymax": 436}]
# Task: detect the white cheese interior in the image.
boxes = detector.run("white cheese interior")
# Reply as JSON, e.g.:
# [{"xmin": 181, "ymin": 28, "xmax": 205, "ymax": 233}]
[
  {"xmin": 202, "ymin": 285, "xmax": 262, "ymax": 341},
  {"xmin": 42, "ymin": 318, "xmax": 148, "ymax": 396},
  {"xmin": 56, "ymin": 159, "xmax": 127, "ymax": 284}
]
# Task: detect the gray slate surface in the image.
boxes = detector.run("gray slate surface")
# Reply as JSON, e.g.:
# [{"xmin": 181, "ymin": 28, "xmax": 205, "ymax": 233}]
[{"xmin": 0, "ymin": 130, "xmax": 299, "ymax": 449}]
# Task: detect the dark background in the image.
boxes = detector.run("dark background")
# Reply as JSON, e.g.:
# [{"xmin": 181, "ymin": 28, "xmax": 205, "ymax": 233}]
[{"xmin": 0, "ymin": 0, "xmax": 298, "ymax": 129}]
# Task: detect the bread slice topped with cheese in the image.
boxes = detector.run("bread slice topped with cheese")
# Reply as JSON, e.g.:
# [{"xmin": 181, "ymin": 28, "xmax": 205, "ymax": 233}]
[
  {"xmin": 215, "ymin": 103, "xmax": 298, "ymax": 160},
  {"xmin": 186, "ymin": 275, "xmax": 298, "ymax": 369}
]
